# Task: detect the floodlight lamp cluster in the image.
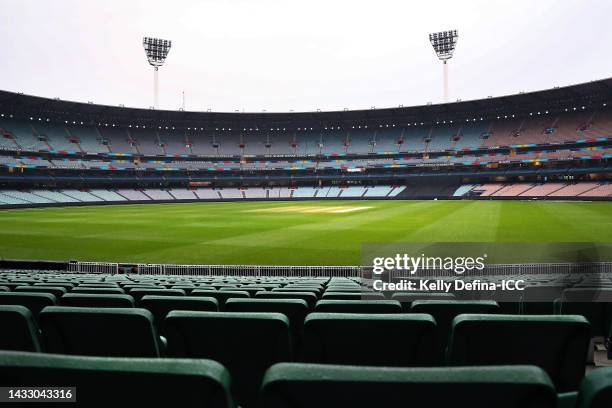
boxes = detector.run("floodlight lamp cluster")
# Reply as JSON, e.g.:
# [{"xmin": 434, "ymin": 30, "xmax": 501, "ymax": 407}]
[
  {"xmin": 429, "ymin": 30, "xmax": 458, "ymax": 61},
  {"xmin": 143, "ymin": 37, "xmax": 172, "ymax": 69}
]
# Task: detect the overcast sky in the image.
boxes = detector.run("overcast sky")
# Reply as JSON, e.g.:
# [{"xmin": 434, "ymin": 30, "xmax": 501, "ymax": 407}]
[{"xmin": 1, "ymin": 0, "xmax": 611, "ymax": 113}]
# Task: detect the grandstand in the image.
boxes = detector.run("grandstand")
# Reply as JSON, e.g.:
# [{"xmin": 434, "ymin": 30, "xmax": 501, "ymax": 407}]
[{"xmin": 0, "ymin": 78, "xmax": 610, "ymax": 207}]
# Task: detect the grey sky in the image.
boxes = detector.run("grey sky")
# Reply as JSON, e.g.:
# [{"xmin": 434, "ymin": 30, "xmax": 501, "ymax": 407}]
[{"xmin": 1, "ymin": 0, "xmax": 611, "ymax": 113}]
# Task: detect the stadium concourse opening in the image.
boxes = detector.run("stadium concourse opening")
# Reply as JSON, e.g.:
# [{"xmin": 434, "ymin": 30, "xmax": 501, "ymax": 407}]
[{"xmin": 1, "ymin": 1, "xmax": 612, "ymax": 406}]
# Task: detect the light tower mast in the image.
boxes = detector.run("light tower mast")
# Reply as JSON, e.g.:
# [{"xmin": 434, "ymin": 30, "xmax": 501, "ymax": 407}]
[
  {"xmin": 142, "ymin": 37, "xmax": 172, "ymax": 109},
  {"xmin": 429, "ymin": 30, "xmax": 458, "ymax": 103}
]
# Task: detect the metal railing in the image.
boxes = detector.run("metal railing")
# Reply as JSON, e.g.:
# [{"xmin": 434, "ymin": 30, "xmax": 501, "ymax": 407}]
[{"xmin": 63, "ymin": 260, "xmax": 612, "ymax": 277}]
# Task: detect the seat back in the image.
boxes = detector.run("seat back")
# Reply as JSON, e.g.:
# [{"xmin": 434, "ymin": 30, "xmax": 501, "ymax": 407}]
[
  {"xmin": 0, "ymin": 292, "xmax": 56, "ymax": 317},
  {"xmin": 71, "ymin": 287, "xmax": 126, "ymax": 295},
  {"xmin": 40, "ymin": 306, "xmax": 160, "ymax": 357},
  {"xmin": 447, "ymin": 314, "xmax": 591, "ymax": 392},
  {"xmin": 59, "ymin": 293, "xmax": 135, "ymax": 308},
  {"xmin": 303, "ymin": 313, "xmax": 437, "ymax": 366},
  {"xmin": 0, "ymin": 351, "xmax": 234, "ymax": 408},
  {"xmin": 165, "ymin": 311, "xmax": 291, "ymax": 408},
  {"xmin": 314, "ymin": 300, "xmax": 401, "ymax": 314},
  {"xmin": 129, "ymin": 288, "xmax": 186, "ymax": 301},
  {"xmin": 0, "ymin": 305, "xmax": 42, "ymax": 352},
  {"xmin": 255, "ymin": 291, "xmax": 317, "ymax": 310},
  {"xmin": 261, "ymin": 363, "xmax": 557, "ymax": 408},
  {"xmin": 576, "ymin": 367, "xmax": 612, "ymax": 408},
  {"xmin": 140, "ymin": 295, "xmax": 219, "ymax": 330},
  {"xmin": 411, "ymin": 300, "xmax": 499, "ymax": 360},
  {"xmin": 224, "ymin": 299, "xmax": 308, "ymax": 354},
  {"xmin": 391, "ymin": 292, "xmax": 457, "ymax": 312},
  {"xmin": 191, "ymin": 290, "xmax": 250, "ymax": 309},
  {"xmin": 15, "ymin": 286, "xmax": 67, "ymax": 298}
]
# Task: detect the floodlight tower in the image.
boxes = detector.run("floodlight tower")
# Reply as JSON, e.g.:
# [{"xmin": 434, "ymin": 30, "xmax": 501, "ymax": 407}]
[
  {"xmin": 143, "ymin": 37, "xmax": 172, "ymax": 109},
  {"xmin": 429, "ymin": 30, "xmax": 458, "ymax": 103}
]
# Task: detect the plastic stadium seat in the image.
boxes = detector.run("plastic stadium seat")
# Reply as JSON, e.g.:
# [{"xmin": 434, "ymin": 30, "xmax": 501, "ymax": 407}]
[
  {"xmin": 0, "ymin": 306, "xmax": 41, "ymax": 352},
  {"xmin": 34, "ymin": 282, "xmax": 75, "ymax": 290},
  {"xmin": 410, "ymin": 300, "xmax": 499, "ymax": 360},
  {"xmin": 192, "ymin": 290, "xmax": 250, "ymax": 309},
  {"xmin": 220, "ymin": 287, "xmax": 268, "ymax": 296},
  {"xmin": 15, "ymin": 285, "xmax": 67, "ymax": 298},
  {"xmin": 447, "ymin": 314, "xmax": 591, "ymax": 392},
  {"xmin": 391, "ymin": 292, "xmax": 457, "ymax": 312},
  {"xmin": 224, "ymin": 298, "xmax": 308, "ymax": 353},
  {"xmin": 140, "ymin": 295, "xmax": 219, "ymax": 329},
  {"xmin": 273, "ymin": 287, "xmax": 322, "ymax": 296},
  {"xmin": 260, "ymin": 363, "xmax": 557, "ymax": 408},
  {"xmin": 0, "ymin": 286, "xmax": 9, "ymax": 292},
  {"xmin": 59, "ymin": 293, "xmax": 135, "ymax": 308},
  {"xmin": 0, "ymin": 351, "xmax": 235, "ymax": 408},
  {"xmin": 165, "ymin": 311, "xmax": 291, "ymax": 407},
  {"xmin": 128, "ymin": 288, "xmax": 186, "ymax": 301},
  {"xmin": 314, "ymin": 299, "xmax": 402, "ymax": 314},
  {"xmin": 520, "ymin": 285, "xmax": 567, "ymax": 315},
  {"xmin": 554, "ymin": 288, "xmax": 612, "ymax": 337},
  {"xmin": 0, "ymin": 292, "xmax": 56, "ymax": 317},
  {"xmin": 70, "ymin": 287, "xmax": 126, "ymax": 295},
  {"xmin": 320, "ymin": 292, "xmax": 363, "ymax": 300},
  {"xmin": 39, "ymin": 306, "xmax": 161, "ymax": 357},
  {"xmin": 255, "ymin": 291, "xmax": 318, "ymax": 310},
  {"xmin": 171, "ymin": 285, "xmax": 196, "ymax": 293},
  {"xmin": 303, "ymin": 313, "xmax": 437, "ymax": 366},
  {"xmin": 574, "ymin": 367, "xmax": 612, "ymax": 408}
]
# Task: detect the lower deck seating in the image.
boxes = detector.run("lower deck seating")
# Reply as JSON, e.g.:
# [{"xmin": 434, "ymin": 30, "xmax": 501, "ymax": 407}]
[{"xmin": 2, "ymin": 271, "xmax": 612, "ymax": 406}]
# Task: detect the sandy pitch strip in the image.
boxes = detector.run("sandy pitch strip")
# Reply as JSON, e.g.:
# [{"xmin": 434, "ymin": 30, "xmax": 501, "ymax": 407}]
[{"xmin": 247, "ymin": 205, "xmax": 373, "ymax": 214}]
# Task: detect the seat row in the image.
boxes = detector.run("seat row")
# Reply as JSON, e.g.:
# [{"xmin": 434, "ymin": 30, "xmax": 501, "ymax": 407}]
[
  {"xmin": 1, "ymin": 304, "xmax": 592, "ymax": 405},
  {"xmin": 1, "ymin": 351, "xmax": 611, "ymax": 408}
]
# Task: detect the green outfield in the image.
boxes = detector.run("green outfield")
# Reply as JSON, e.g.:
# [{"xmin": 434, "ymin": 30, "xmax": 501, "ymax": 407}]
[{"xmin": 0, "ymin": 200, "xmax": 611, "ymax": 265}]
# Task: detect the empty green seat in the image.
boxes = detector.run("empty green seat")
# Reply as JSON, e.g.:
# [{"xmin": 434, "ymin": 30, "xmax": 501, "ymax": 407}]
[
  {"xmin": 59, "ymin": 293, "xmax": 135, "ymax": 308},
  {"xmin": 554, "ymin": 289, "xmax": 612, "ymax": 337},
  {"xmin": 391, "ymin": 292, "xmax": 456, "ymax": 312},
  {"xmin": 40, "ymin": 306, "xmax": 161, "ymax": 357},
  {"xmin": 273, "ymin": 287, "xmax": 322, "ymax": 297},
  {"xmin": 220, "ymin": 287, "xmax": 267, "ymax": 296},
  {"xmin": 192, "ymin": 290, "xmax": 249, "ymax": 309},
  {"xmin": 0, "ymin": 305, "xmax": 41, "ymax": 352},
  {"xmin": 34, "ymin": 282, "xmax": 75, "ymax": 290},
  {"xmin": 71, "ymin": 287, "xmax": 126, "ymax": 295},
  {"xmin": 447, "ymin": 314, "xmax": 591, "ymax": 392},
  {"xmin": 165, "ymin": 311, "xmax": 291, "ymax": 408},
  {"xmin": 410, "ymin": 300, "xmax": 499, "ymax": 360},
  {"xmin": 0, "ymin": 351, "xmax": 235, "ymax": 408},
  {"xmin": 0, "ymin": 292, "xmax": 56, "ymax": 317},
  {"xmin": 321, "ymin": 292, "xmax": 363, "ymax": 300},
  {"xmin": 224, "ymin": 298, "xmax": 308, "ymax": 354},
  {"xmin": 140, "ymin": 295, "xmax": 218, "ymax": 329},
  {"xmin": 129, "ymin": 288, "xmax": 186, "ymax": 301},
  {"xmin": 15, "ymin": 285, "xmax": 67, "ymax": 298},
  {"xmin": 303, "ymin": 313, "xmax": 437, "ymax": 366},
  {"xmin": 575, "ymin": 367, "xmax": 612, "ymax": 408},
  {"xmin": 256, "ymin": 291, "xmax": 317, "ymax": 310},
  {"xmin": 260, "ymin": 363, "xmax": 557, "ymax": 408},
  {"xmin": 314, "ymin": 299, "xmax": 401, "ymax": 314}
]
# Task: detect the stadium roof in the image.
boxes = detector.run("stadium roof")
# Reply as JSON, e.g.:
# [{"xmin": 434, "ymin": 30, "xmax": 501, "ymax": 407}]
[{"xmin": 0, "ymin": 78, "xmax": 611, "ymax": 131}]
